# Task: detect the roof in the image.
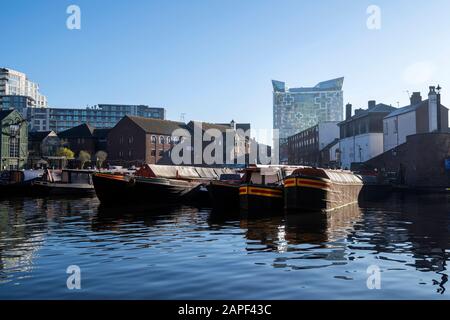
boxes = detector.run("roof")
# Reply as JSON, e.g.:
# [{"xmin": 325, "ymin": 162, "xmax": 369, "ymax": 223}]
[
  {"xmin": 58, "ymin": 123, "xmax": 95, "ymax": 138},
  {"xmin": 384, "ymin": 99, "xmax": 448, "ymax": 119},
  {"xmin": 93, "ymin": 128, "xmax": 110, "ymax": 139},
  {"xmin": 384, "ymin": 100, "xmax": 428, "ymax": 119},
  {"xmin": 272, "ymin": 77, "xmax": 344, "ymax": 93},
  {"xmin": 29, "ymin": 131, "xmax": 54, "ymax": 141},
  {"xmin": 187, "ymin": 121, "xmax": 231, "ymax": 133},
  {"xmin": 126, "ymin": 115, "xmax": 186, "ymax": 135},
  {"xmin": 321, "ymin": 138, "xmax": 340, "ymax": 151},
  {"xmin": 0, "ymin": 110, "xmax": 15, "ymax": 121},
  {"xmin": 339, "ymin": 103, "xmax": 396, "ymax": 125}
]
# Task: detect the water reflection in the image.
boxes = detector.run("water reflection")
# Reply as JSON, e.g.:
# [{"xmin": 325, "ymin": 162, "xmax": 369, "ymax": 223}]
[
  {"xmin": 0, "ymin": 193, "xmax": 449, "ymax": 298},
  {"xmin": 0, "ymin": 199, "xmax": 46, "ymax": 281},
  {"xmin": 358, "ymin": 193, "xmax": 450, "ymax": 294}
]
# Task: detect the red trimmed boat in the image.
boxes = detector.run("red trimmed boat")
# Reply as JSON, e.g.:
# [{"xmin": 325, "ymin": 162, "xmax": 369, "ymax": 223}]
[
  {"xmin": 284, "ymin": 167, "xmax": 363, "ymax": 212},
  {"xmin": 207, "ymin": 173, "xmax": 243, "ymax": 210},
  {"xmin": 93, "ymin": 164, "xmax": 232, "ymax": 207},
  {"xmin": 239, "ymin": 166, "xmax": 298, "ymax": 215}
]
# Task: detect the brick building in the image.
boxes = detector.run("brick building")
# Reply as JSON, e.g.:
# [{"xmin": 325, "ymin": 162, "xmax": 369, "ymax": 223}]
[
  {"xmin": 107, "ymin": 115, "xmax": 186, "ymax": 166},
  {"xmin": 366, "ymin": 133, "xmax": 450, "ymax": 189},
  {"xmin": 58, "ymin": 123, "xmax": 110, "ymax": 157},
  {"xmin": 287, "ymin": 121, "xmax": 340, "ymax": 167}
]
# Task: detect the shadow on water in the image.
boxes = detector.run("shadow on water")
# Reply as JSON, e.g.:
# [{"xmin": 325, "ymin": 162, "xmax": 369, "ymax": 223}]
[{"xmin": 92, "ymin": 203, "xmax": 201, "ymax": 231}]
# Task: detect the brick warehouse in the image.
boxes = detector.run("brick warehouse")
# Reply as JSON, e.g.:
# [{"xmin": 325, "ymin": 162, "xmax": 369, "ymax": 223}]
[{"xmin": 107, "ymin": 115, "xmax": 185, "ymax": 166}]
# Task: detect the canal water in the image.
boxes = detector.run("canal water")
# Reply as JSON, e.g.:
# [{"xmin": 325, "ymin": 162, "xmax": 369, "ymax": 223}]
[{"xmin": 0, "ymin": 193, "xmax": 449, "ymax": 299}]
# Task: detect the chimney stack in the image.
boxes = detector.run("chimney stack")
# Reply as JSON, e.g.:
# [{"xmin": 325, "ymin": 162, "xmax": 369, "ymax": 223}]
[
  {"xmin": 428, "ymin": 86, "xmax": 439, "ymax": 132},
  {"xmin": 230, "ymin": 119, "xmax": 236, "ymax": 130},
  {"xmin": 345, "ymin": 103, "xmax": 352, "ymax": 120},
  {"xmin": 368, "ymin": 100, "xmax": 376, "ymax": 109},
  {"xmin": 410, "ymin": 92, "xmax": 422, "ymax": 105},
  {"xmin": 437, "ymin": 85, "xmax": 442, "ymax": 132}
]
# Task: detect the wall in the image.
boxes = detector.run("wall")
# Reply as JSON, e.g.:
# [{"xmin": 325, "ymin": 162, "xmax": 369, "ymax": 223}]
[
  {"xmin": 318, "ymin": 122, "xmax": 340, "ymax": 151},
  {"xmin": 339, "ymin": 133, "xmax": 384, "ymax": 169},
  {"xmin": 383, "ymin": 111, "xmax": 417, "ymax": 152},
  {"xmin": 107, "ymin": 117, "xmax": 146, "ymax": 166},
  {"xmin": 366, "ymin": 133, "xmax": 450, "ymax": 188}
]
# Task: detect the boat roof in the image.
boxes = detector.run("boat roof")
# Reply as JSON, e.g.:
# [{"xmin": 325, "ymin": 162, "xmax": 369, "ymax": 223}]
[
  {"xmin": 62, "ymin": 169, "xmax": 96, "ymax": 174},
  {"xmin": 292, "ymin": 167, "xmax": 362, "ymax": 184},
  {"xmin": 136, "ymin": 164, "xmax": 236, "ymax": 179}
]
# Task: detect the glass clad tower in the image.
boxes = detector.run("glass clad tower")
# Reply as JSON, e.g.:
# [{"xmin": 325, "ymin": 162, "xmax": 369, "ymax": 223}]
[{"xmin": 273, "ymin": 78, "xmax": 344, "ymax": 162}]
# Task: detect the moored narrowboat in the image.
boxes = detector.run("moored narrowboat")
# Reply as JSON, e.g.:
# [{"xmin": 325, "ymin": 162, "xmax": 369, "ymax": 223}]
[
  {"xmin": 0, "ymin": 170, "xmax": 43, "ymax": 197},
  {"xmin": 207, "ymin": 173, "xmax": 243, "ymax": 210},
  {"xmin": 284, "ymin": 167, "xmax": 363, "ymax": 212},
  {"xmin": 93, "ymin": 164, "xmax": 228, "ymax": 207},
  {"xmin": 32, "ymin": 169, "xmax": 96, "ymax": 196},
  {"xmin": 239, "ymin": 166, "xmax": 297, "ymax": 215}
]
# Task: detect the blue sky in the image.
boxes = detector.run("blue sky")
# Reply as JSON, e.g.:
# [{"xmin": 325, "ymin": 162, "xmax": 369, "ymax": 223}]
[{"xmin": 2, "ymin": 0, "xmax": 450, "ymax": 134}]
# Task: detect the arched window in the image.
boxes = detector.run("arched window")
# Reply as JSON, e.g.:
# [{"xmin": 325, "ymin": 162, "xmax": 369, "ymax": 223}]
[
  {"xmin": 160, "ymin": 136, "xmax": 165, "ymax": 144},
  {"xmin": 151, "ymin": 135, "xmax": 156, "ymax": 143}
]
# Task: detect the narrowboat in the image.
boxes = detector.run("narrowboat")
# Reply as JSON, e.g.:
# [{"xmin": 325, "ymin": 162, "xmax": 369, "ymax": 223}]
[
  {"xmin": 284, "ymin": 167, "xmax": 363, "ymax": 212},
  {"xmin": 32, "ymin": 169, "xmax": 96, "ymax": 196},
  {"xmin": 239, "ymin": 166, "xmax": 298, "ymax": 214},
  {"xmin": 207, "ymin": 173, "xmax": 243, "ymax": 210},
  {"xmin": 0, "ymin": 170, "xmax": 43, "ymax": 197},
  {"xmin": 93, "ymin": 164, "xmax": 229, "ymax": 207}
]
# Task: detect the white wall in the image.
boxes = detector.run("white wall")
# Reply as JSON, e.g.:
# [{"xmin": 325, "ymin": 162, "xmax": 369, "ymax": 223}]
[
  {"xmin": 339, "ymin": 133, "xmax": 384, "ymax": 169},
  {"xmin": 318, "ymin": 122, "xmax": 339, "ymax": 151},
  {"xmin": 383, "ymin": 111, "xmax": 417, "ymax": 152},
  {"xmin": 329, "ymin": 142, "xmax": 339, "ymax": 162}
]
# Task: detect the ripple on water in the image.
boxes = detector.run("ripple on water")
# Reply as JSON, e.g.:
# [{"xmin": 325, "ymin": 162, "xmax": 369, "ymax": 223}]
[{"xmin": 0, "ymin": 194, "xmax": 449, "ymax": 299}]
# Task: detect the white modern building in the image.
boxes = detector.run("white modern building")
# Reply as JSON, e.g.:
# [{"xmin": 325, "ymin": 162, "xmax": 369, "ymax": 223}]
[
  {"xmin": 383, "ymin": 87, "xmax": 449, "ymax": 152},
  {"xmin": 338, "ymin": 101, "xmax": 395, "ymax": 170},
  {"xmin": 0, "ymin": 68, "xmax": 47, "ymax": 109}
]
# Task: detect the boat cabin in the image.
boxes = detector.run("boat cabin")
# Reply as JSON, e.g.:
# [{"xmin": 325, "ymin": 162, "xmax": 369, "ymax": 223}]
[
  {"xmin": 43, "ymin": 169, "xmax": 94, "ymax": 185},
  {"xmin": 242, "ymin": 166, "xmax": 303, "ymax": 186},
  {"xmin": 0, "ymin": 170, "xmax": 43, "ymax": 185}
]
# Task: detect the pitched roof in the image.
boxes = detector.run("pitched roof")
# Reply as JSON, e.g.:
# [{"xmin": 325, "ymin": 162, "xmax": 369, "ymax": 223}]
[
  {"xmin": 0, "ymin": 110, "xmax": 15, "ymax": 121},
  {"xmin": 93, "ymin": 128, "xmax": 110, "ymax": 139},
  {"xmin": 29, "ymin": 131, "xmax": 54, "ymax": 141},
  {"xmin": 384, "ymin": 100, "xmax": 428, "ymax": 119},
  {"xmin": 187, "ymin": 121, "xmax": 231, "ymax": 133},
  {"xmin": 58, "ymin": 123, "xmax": 95, "ymax": 138},
  {"xmin": 126, "ymin": 115, "xmax": 186, "ymax": 135},
  {"xmin": 321, "ymin": 138, "xmax": 339, "ymax": 151},
  {"xmin": 339, "ymin": 103, "xmax": 396, "ymax": 125}
]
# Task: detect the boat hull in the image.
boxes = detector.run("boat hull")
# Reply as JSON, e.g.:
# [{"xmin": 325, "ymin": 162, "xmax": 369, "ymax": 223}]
[
  {"xmin": 285, "ymin": 176, "xmax": 362, "ymax": 212},
  {"xmin": 207, "ymin": 181, "xmax": 240, "ymax": 210},
  {"xmin": 0, "ymin": 183, "xmax": 35, "ymax": 198},
  {"xmin": 239, "ymin": 184, "xmax": 284, "ymax": 215},
  {"xmin": 92, "ymin": 173, "xmax": 201, "ymax": 207},
  {"xmin": 32, "ymin": 181, "xmax": 95, "ymax": 196}
]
